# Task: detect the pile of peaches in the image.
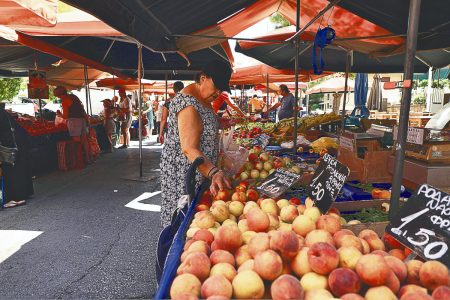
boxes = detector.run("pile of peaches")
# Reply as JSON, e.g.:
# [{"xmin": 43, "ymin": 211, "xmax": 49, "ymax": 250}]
[{"xmin": 170, "ymin": 183, "xmax": 449, "ymax": 300}]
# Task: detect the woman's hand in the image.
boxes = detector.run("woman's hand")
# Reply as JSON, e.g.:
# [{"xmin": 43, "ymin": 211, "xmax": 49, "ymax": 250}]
[{"xmin": 210, "ymin": 170, "xmax": 231, "ymax": 196}]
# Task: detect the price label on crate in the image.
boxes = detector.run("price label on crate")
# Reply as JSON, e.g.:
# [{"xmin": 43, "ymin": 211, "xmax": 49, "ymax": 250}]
[
  {"xmin": 307, "ymin": 153, "xmax": 350, "ymax": 213},
  {"xmin": 253, "ymin": 134, "xmax": 270, "ymax": 149},
  {"xmin": 256, "ymin": 168, "xmax": 301, "ymax": 199},
  {"xmin": 386, "ymin": 184, "xmax": 450, "ymax": 267}
]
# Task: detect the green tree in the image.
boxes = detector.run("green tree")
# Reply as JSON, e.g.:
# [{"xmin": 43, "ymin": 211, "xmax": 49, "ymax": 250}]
[
  {"xmin": 0, "ymin": 78, "xmax": 23, "ymax": 101},
  {"xmin": 269, "ymin": 13, "xmax": 290, "ymax": 28}
]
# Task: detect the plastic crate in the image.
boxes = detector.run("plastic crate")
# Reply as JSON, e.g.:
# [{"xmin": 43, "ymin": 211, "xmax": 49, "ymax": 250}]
[{"xmin": 57, "ymin": 140, "xmax": 84, "ymax": 171}]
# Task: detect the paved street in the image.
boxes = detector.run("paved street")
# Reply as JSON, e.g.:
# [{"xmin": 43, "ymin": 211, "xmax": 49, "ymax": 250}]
[{"xmin": 0, "ymin": 137, "xmax": 163, "ymax": 299}]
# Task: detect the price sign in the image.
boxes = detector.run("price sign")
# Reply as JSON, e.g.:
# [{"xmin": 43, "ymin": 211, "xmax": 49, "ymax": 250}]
[
  {"xmin": 307, "ymin": 154, "xmax": 350, "ymax": 213},
  {"xmin": 253, "ymin": 134, "xmax": 270, "ymax": 149},
  {"xmin": 339, "ymin": 136, "xmax": 355, "ymax": 152},
  {"xmin": 386, "ymin": 185, "xmax": 450, "ymax": 267},
  {"xmin": 256, "ymin": 168, "xmax": 301, "ymax": 199},
  {"xmin": 393, "ymin": 126, "xmax": 425, "ymax": 145}
]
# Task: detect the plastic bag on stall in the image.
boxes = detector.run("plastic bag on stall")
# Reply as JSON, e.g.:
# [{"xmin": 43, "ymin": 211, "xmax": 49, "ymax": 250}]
[
  {"xmin": 218, "ymin": 127, "xmax": 249, "ymax": 177},
  {"xmin": 297, "ymin": 135, "xmax": 312, "ymax": 146},
  {"xmin": 311, "ymin": 137, "xmax": 338, "ymax": 152}
]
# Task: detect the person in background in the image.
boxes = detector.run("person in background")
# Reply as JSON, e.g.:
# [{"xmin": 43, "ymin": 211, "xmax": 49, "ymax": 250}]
[
  {"xmin": 101, "ymin": 99, "xmax": 115, "ymax": 153},
  {"xmin": 0, "ymin": 107, "xmax": 33, "ymax": 208},
  {"xmin": 159, "ymin": 81, "xmax": 184, "ymax": 144},
  {"xmin": 143, "ymin": 95, "xmax": 154, "ymax": 137},
  {"xmin": 248, "ymin": 94, "xmax": 262, "ymax": 116},
  {"xmin": 118, "ymin": 88, "xmax": 132, "ymax": 148},
  {"xmin": 160, "ymin": 60, "xmax": 232, "ymax": 227},
  {"xmin": 155, "ymin": 96, "xmax": 163, "ymax": 141},
  {"xmin": 54, "ymin": 86, "xmax": 93, "ymax": 163},
  {"xmin": 265, "ymin": 84, "xmax": 300, "ymax": 121},
  {"xmin": 212, "ymin": 92, "xmax": 246, "ymax": 117}
]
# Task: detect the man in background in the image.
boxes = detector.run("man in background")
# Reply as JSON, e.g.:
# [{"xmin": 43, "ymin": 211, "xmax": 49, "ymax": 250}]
[{"xmin": 265, "ymin": 84, "xmax": 300, "ymax": 121}]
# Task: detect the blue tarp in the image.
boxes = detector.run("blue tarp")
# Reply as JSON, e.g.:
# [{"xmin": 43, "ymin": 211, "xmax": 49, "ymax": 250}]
[{"xmin": 354, "ymin": 73, "xmax": 368, "ymax": 107}]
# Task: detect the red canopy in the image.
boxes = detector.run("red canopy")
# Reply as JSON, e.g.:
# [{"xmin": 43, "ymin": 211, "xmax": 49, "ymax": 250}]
[
  {"xmin": 95, "ymin": 78, "xmax": 155, "ymax": 91},
  {"xmin": 0, "ymin": 0, "xmax": 57, "ymax": 27}
]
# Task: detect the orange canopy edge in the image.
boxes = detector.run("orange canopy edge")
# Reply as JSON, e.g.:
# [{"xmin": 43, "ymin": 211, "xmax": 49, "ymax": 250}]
[{"xmin": 0, "ymin": 0, "xmax": 57, "ymax": 27}]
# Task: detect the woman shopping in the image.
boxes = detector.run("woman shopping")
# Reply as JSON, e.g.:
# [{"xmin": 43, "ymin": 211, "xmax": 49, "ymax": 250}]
[{"xmin": 160, "ymin": 60, "xmax": 232, "ymax": 227}]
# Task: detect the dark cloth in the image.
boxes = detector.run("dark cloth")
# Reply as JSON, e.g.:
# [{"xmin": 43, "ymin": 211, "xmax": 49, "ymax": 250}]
[
  {"xmin": 68, "ymin": 94, "xmax": 86, "ymax": 118},
  {"xmin": 163, "ymin": 100, "xmax": 170, "ymax": 110},
  {"xmin": 278, "ymin": 93, "xmax": 296, "ymax": 120},
  {"xmin": 0, "ymin": 109, "xmax": 34, "ymax": 201}
]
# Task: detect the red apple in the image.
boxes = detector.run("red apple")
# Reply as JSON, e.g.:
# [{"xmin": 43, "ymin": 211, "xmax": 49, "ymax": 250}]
[{"xmin": 246, "ymin": 189, "xmax": 259, "ymax": 202}]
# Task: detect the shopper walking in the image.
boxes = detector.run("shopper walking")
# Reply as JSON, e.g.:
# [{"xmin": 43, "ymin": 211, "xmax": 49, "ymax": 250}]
[
  {"xmin": 101, "ymin": 99, "xmax": 115, "ymax": 152},
  {"xmin": 118, "ymin": 88, "xmax": 132, "ymax": 148},
  {"xmin": 143, "ymin": 96, "xmax": 154, "ymax": 136},
  {"xmin": 160, "ymin": 61, "xmax": 232, "ymax": 227}
]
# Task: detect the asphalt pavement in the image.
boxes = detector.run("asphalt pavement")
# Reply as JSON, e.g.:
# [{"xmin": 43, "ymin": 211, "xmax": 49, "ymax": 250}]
[{"xmin": 0, "ymin": 137, "xmax": 163, "ymax": 299}]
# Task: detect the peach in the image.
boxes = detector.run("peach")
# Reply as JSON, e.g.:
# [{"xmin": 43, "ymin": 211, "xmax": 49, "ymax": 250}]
[
  {"xmin": 277, "ymin": 199, "xmax": 290, "ymax": 209},
  {"xmin": 237, "ymin": 259, "xmax": 254, "ymax": 272},
  {"xmin": 355, "ymin": 254, "xmax": 390, "ymax": 286},
  {"xmin": 270, "ymin": 230, "xmax": 299, "ymax": 259},
  {"xmin": 328, "ymin": 268, "xmax": 361, "ymax": 297},
  {"xmin": 228, "ymin": 201, "xmax": 244, "ymax": 217},
  {"xmin": 372, "ymin": 250, "xmax": 389, "ymax": 257},
  {"xmin": 389, "ymin": 249, "xmax": 406, "ymax": 260},
  {"xmin": 305, "ymin": 289, "xmax": 334, "ymax": 300},
  {"xmin": 242, "ymin": 230, "xmax": 256, "ymax": 245},
  {"xmin": 248, "ymin": 232, "xmax": 270, "ymax": 258},
  {"xmin": 271, "ymin": 274, "xmax": 305, "ymax": 300},
  {"xmin": 201, "ymin": 275, "xmax": 232, "ymax": 299},
  {"xmin": 340, "ymin": 293, "xmax": 364, "ymax": 300},
  {"xmin": 184, "ymin": 239, "xmax": 195, "ymax": 251},
  {"xmin": 235, "ymin": 245, "xmax": 251, "ymax": 267},
  {"xmin": 400, "ymin": 291, "xmax": 433, "ymax": 300},
  {"xmin": 297, "ymin": 204, "xmax": 306, "ymax": 214},
  {"xmin": 338, "ymin": 246, "xmax": 362, "ymax": 270},
  {"xmin": 211, "ymin": 205, "xmax": 230, "ymax": 223},
  {"xmin": 187, "ymin": 228, "xmax": 200, "ymax": 239},
  {"xmin": 419, "ymin": 260, "xmax": 449, "ymax": 291},
  {"xmin": 210, "ymin": 262, "xmax": 236, "ymax": 282},
  {"xmin": 307, "ymin": 242, "xmax": 339, "ymax": 275},
  {"xmin": 215, "ymin": 190, "xmax": 231, "ymax": 201},
  {"xmin": 193, "ymin": 229, "xmax": 215, "ymax": 246},
  {"xmin": 278, "ymin": 222, "xmax": 292, "ymax": 231},
  {"xmin": 208, "ymin": 228, "xmax": 217, "ymax": 237},
  {"xmin": 205, "ymin": 296, "xmax": 228, "ymax": 300},
  {"xmin": 365, "ymin": 286, "xmax": 397, "ymax": 300},
  {"xmin": 187, "ymin": 240, "xmax": 210, "ymax": 255},
  {"xmin": 432, "ymin": 285, "xmax": 450, "ymax": 299},
  {"xmin": 300, "ymin": 272, "xmax": 328, "ymax": 292},
  {"xmin": 243, "ymin": 201, "xmax": 258, "ymax": 215},
  {"xmin": 305, "ymin": 229, "xmax": 335, "ymax": 247},
  {"xmin": 385, "ymin": 270, "xmax": 400, "ymax": 294},
  {"xmin": 333, "ymin": 229, "xmax": 355, "ymax": 243},
  {"xmin": 254, "ymin": 249, "xmax": 283, "ymax": 280},
  {"xmin": 215, "ymin": 224, "xmax": 242, "ymax": 253},
  {"xmin": 359, "ymin": 238, "xmax": 370, "ymax": 254},
  {"xmin": 304, "ymin": 207, "xmax": 321, "ymax": 223},
  {"xmin": 305, "ymin": 197, "xmax": 314, "ymax": 208},
  {"xmin": 237, "ymin": 219, "xmax": 249, "ymax": 233},
  {"xmin": 280, "ymin": 205, "xmax": 299, "ymax": 223},
  {"xmin": 316, "ymin": 215, "xmax": 341, "ymax": 235},
  {"xmin": 398, "ymin": 284, "xmax": 428, "ymax": 298},
  {"xmin": 231, "ymin": 191, "xmax": 247, "ymax": 202},
  {"xmin": 292, "ymin": 215, "xmax": 316, "ymax": 237},
  {"xmin": 210, "ymin": 241, "xmax": 219, "ymax": 252},
  {"xmin": 177, "ymin": 252, "xmax": 211, "ymax": 281},
  {"xmin": 291, "ymin": 247, "xmax": 311, "ymax": 276},
  {"xmin": 260, "ymin": 198, "xmax": 278, "ymax": 215},
  {"xmin": 232, "ymin": 270, "xmax": 265, "ymax": 299},
  {"xmin": 281, "ymin": 259, "xmax": 293, "ymax": 275},
  {"xmin": 336, "ymin": 235, "xmax": 363, "ymax": 251},
  {"xmin": 267, "ymin": 213, "xmax": 280, "ymax": 230},
  {"xmin": 195, "ymin": 211, "xmax": 216, "ymax": 229},
  {"xmin": 366, "ymin": 237, "xmax": 386, "ymax": 251},
  {"xmin": 170, "ymin": 274, "xmax": 201, "ymax": 298},
  {"xmin": 385, "ymin": 255, "xmax": 407, "ymax": 282},
  {"xmin": 358, "ymin": 229, "xmax": 378, "ymax": 240},
  {"xmin": 211, "ymin": 200, "xmax": 227, "ymax": 208},
  {"xmin": 246, "ymin": 208, "xmax": 270, "ymax": 232},
  {"xmin": 406, "ymin": 259, "xmax": 423, "ymax": 284},
  {"xmin": 172, "ymin": 293, "xmax": 199, "ymax": 300}
]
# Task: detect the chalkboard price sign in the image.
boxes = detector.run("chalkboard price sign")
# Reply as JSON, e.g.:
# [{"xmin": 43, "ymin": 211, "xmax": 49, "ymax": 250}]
[
  {"xmin": 386, "ymin": 184, "xmax": 450, "ymax": 267},
  {"xmin": 253, "ymin": 134, "xmax": 270, "ymax": 149},
  {"xmin": 307, "ymin": 153, "xmax": 350, "ymax": 213},
  {"xmin": 256, "ymin": 168, "xmax": 301, "ymax": 199}
]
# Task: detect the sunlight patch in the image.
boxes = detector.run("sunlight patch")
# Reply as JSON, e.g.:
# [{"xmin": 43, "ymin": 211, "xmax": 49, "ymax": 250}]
[
  {"xmin": 0, "ymin": 230, "xmax": 43, "ymax": 264},
  {"xmin": 125, "ymin": 191, "xmax": 161, "ymax": 212}
]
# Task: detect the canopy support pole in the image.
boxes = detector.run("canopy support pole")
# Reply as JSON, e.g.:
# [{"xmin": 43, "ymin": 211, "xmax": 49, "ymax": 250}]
[
  {"xmin": 340, "ymin": 51, "xmax": 352, "ymax": 134},
  {"xmin": 266, "ymin": 74, "xmax": 269, "ymax": 114},
  {"xmin": 165, "ymin": 73, "xmax": 168, "ymax": 102},
  {"xmin": 390, "ymin": 0, "xmax": 421, "ymax": 219},
  {"xmin": 138, "ymin": 44, "xmax": 143, "ymax": 178},
  {"xmin": 425, "ymin": 67, "xmax": 432, "ymax": 112},
  {"xmin": 83, "ymin": 65, "xmax": 90, "ymax": 115},
  {"xmin": 293, "ymin": 0, "xmax": 300, "ymax": 154}
]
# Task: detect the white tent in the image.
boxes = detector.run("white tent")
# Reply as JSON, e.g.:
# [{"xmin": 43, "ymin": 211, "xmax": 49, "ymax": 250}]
[{"xmin": 306, "ymin": 77, "xmax": 355, "ymax": 94}]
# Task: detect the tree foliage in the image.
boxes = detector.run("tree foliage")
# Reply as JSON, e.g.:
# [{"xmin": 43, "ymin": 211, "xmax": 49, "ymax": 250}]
[
  {"xmin": 269, "ymin": 13, "xmax": 290, "ymax": 28},
  {"xmin": 0, "ymin": 78, "xmax": 23, "ymax": 101}
]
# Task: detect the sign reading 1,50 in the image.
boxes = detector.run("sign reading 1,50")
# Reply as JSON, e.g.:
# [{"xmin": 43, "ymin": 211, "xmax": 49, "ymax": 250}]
[
  {"xmin": 258, "ymin": 176, "xmax": 280, "ymax": 194},
  {"xmin": 391, "ymin": 208, "xmax": 448, "ymax": 260},
  {"xmin": 310, "ymin": 169, "xmax": 325, "ymax": 201}
]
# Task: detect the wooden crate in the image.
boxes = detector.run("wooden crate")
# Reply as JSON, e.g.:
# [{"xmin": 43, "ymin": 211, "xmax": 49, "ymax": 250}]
[{"xmin": 344, "ymin": 221, "xmax": 389, "ymax": 237}]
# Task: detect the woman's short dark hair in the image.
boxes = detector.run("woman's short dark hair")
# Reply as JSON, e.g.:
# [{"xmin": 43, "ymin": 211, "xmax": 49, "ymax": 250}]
[
  {"xmin": 173, "ymin": 81, "xmax": 184, "ymax": 93},
  {"xmin": 280, "ymin": 84, "xmax": 290, "ymax": 93}
]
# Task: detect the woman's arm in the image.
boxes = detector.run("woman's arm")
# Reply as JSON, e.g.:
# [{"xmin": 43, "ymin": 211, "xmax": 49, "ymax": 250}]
[
  {"xmin": 225, "ymin": 97, "xmax": 246, "ymax": 117},
  {"xmin": 178, "ymin": 106, "xmax": 231, "ymax": 195},
  {"xmin": 159, "ymin": 106, "xmax": 169, "ymax": 143}
]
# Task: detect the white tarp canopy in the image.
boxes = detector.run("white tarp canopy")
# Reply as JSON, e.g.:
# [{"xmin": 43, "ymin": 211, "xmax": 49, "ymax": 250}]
[{"xmin": 306, "ymin": 77, "xmax": 355, "ymax": 94}]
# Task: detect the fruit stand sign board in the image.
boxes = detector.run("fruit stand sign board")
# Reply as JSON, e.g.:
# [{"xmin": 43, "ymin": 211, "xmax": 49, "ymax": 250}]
[
  {"xmin": 256, "ymin": 168, "xmax": 301, "ymax": 199},
  {"xmin": 393, "ymin": 126, "xmax": 424, "ymax": 145},
  {"xmin": 253, "ymin": 134, "xmax": 270, "ymax": 149},
  {"xmin": 386, "ymin": 184, "xmax": 450, "ymax": 267},
  {"xmin": 307, "ymin": 153, "xmax": 350, "ymax": 214},
  {"xmin": 339, "ymin": 136, "xmax": 355, "ymax": 152}
]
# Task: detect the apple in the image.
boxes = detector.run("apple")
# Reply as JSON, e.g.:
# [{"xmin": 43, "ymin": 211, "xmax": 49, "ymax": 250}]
[
  {"xmin": 250, "ymin": 169, "xmax": 260, "ymax": 179},
  {"xmin": 355, "ymin": 254, "xmax": 390, "ymax": 286},
  {"xmin": 280, "ymin": 205, "xmax": 299, "ymax": 223},
  {"xmin": 240, "ymin": 171, "xmax": 250, "ymax": 181},
  {"xmin": 338, "ymin": 246, "xmax": 362, "ymax": 270},
  {"xmin": 246, "ymin": 208, "xmax": 270, "ymax": 232},
  {"xmin": 229, "ymin": 201, "xmax": 244, "ymax": 217},
  {"xmin": 248, "ymin": 232, "xmax": 270, "ymax": 258},
  {"xmin": 231, "ymin": 191, "xmax": 247, "ymax": 203},
  {"xmin": 292, "ymin": 215, "xmax": 316, "ymax": 237},
  {"xmin": 328, "ymin": 268, "xmax": 361, "ymax": 297},
  {"xmin": 232, "ymin": 270, "xmax": 265, "ymax": 299},
  {"xmin": 271, "ymin": 274, "xmax": 304, "ymax": 300},
  {"xmin": 201, "ymin": 275, "xmax": 233, "ymax": 299},
  {"xmin": 248, "ymin": 153, "xmax": 258, "ymax": 162},
  {"xmin": 300, "ymin": 272, "xmax": 328, "ymax": 292},
  {"xmin": 291, "ymin": 247, "xmax": 311, "ymax": 276},
  {"xmin": 259, "ymin": 170, "xmax": 269, "ymax": 179},
  {"xmin": 333, "ymin": 228, "xmax": 355, "ymax": 242},
  {"xmin": 290, "ymin": 165, "xmax": 301, "ymax": 174},
  {"xmin": 254, "ymin": 249, "xmax": 283, "ymax": 280},
  {"xmin": 187, "ymin": 228, "xmax": 200, "ymax": 239},
  {"xmin": 237, "ymin": 219, "xmax": 249, "ymax": 233},
  {"xmin": 359, "ymin": 238, "xmax": 370, "ymax": 254},
  {"xmin": 263, "ymin": 161, "xmax": 273, "ymax": 171},
  {"xmin": 255, "ymin": 162, "xmax": 264, "ymax": 171},
  {"xmin": 170, "ymin": 274, "xmax": 201, "ymax": 299},
  {"xmin": 252, "ymin": 146, "xmax": 262, "ymax": 155},
  {"xmin": 305, "ymin": 197, "xmax": 314, "ymax": 208},
  {"xmin": 276, "ymin": 199, "xmax": 290, "ymax": 209},
  {"xmin": 171, "ymin": 293, "xmax": 199, "ymax": 300},
  {"xmin": 215, "ymin": 190, "xmax": 231, "ymax": 202},
  {"xmin": 365, "ymin": 286, "xmax": 397, "ymax": 300},
  {"xmin": 419, "ymin": 260, "xmax": 449, "ymax": 291},
  {"xmin": 243, "ymin": 162, "xmax": 253, "ymax": 171},
  {"xmin": 259, "ymin": 152, "xmax": 270, "ymax": 162},
  {"xmin": 307, "ymin": 242, "xmax": 339, "ymax": 275},
  {"xmin": 273, "ymin": 158, "xmax": 284, "ymax": 169},
  {"xmin": 316, "ymin": 215, "xmax": 341, "ymax": 235},
  {"xmin": 269, "ymin": 169, "xmax": 276, "ymax": 174},
  {"xmin": 246, "ymin": 189, "xmax": 259, "ymax": 202},
  {"xmin": 177, "ymin": 252, "xmax": 211, "ymax": 281}
]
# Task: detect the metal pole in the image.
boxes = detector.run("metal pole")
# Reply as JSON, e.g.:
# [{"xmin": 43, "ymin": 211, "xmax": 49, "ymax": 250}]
[
  {"xmin": 266, "ymin": 74, "xmax": 269, "ymax": 117},
  {"xmin": 293, "ymin": 0, "xmax": 300, "ymax": 153},
  {"xmin": 137, "ymin": 44, "xmax": 143, "ymax": 178},
  {"xmin": 83, "ymin": 65, "xmax": 90, "ymax": 115},
  {"xmin": 390, "ymin": 0, "xmax": 422, "ymax": 219},
  {"xmin": 340, "ymin": 51, "xmax": 352, "ymax": 134}
]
